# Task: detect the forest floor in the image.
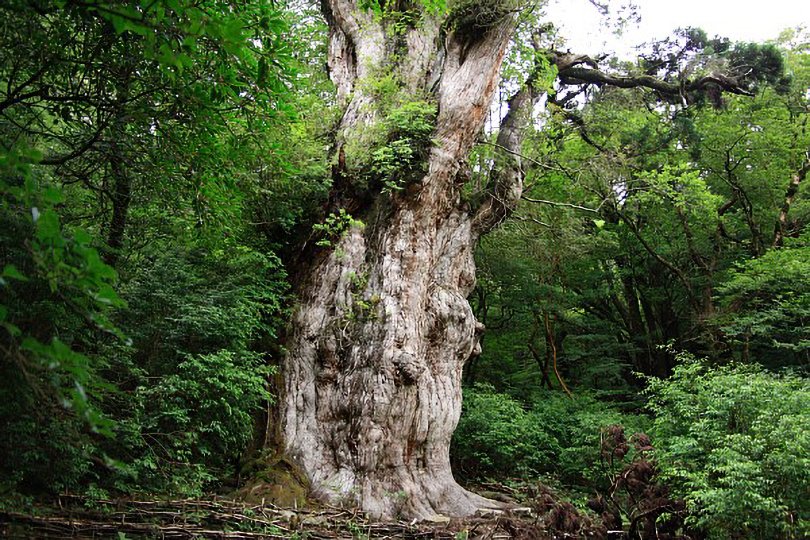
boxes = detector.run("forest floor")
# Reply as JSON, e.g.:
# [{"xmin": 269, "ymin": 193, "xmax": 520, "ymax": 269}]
[{"xmin": 0, "ymin": 492, "xmax": 611, "ymax": 539}]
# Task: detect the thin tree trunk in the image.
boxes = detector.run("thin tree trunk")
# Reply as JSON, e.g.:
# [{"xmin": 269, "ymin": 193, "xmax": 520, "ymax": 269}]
[
  {"xmin": 105, "ymin": 138, "xmax": 131, "ymax": 267},
  {"xmin": 544, "ymin": 312, "xmax": 571, "ymax": 397},
  {"xmin": 619, "ymin": 268, "xmax": 654, "ymax": 375},
  {"xmin": 528, "ymin": 314, "xmax": 553, "ymax": 390},
  {"xmin": 773, "ymin": 152, "xmax": 809, "ymax": 247},
  {"xmin": 103, "ymin": 39, "xmax": 133, "ymax": 268}
]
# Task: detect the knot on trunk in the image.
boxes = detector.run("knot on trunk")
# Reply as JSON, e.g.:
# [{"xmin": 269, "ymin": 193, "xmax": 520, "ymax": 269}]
[{"xmin": 393, "ymin": 351, "xmax": 424, "ymax": 385}]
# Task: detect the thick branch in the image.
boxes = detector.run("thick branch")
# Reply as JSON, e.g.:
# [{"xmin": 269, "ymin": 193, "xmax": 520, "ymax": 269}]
[
  {"xmin": 611, "ymin": 207, "xmax": 697, "ymax": 306},
  {"xmin": 557, "ymin": 65, "xmax": 754, "ymax": 99},
  {"xmin": 472, "ymin": 32, "xmax": 549, "ymax": 234}
]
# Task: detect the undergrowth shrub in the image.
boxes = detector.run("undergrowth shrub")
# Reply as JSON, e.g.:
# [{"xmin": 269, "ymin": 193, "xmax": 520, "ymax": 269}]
[
  {"xmin": 530, "ymin": 391, "xmax": 649, "ymax": 489},
  {"xmin": 0, "ymin": 241, "xmax": 287, "ymax": 500},
  {"xmin": 647, "ymin": 354, "xmax": 809, "ymax": 539},
  {"xmin": 452, "ymin": 384, "xmax": 648, "ymax": 485},
  {"xmin": 452, "ymin": 384, "xmax": 560, "ymax": 478},
  {"xmin": 104, "ymin": 245, "xmax": 286, "ymax": 495},
  {"xmin": 0, "ymin": 188, "xmax": 120, "ymax": 498}
]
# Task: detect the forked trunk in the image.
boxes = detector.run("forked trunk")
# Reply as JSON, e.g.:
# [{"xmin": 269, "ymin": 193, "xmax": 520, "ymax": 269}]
[{"xmin": 280, "ymin": 1, "xmax": 525, "ymax": 520}]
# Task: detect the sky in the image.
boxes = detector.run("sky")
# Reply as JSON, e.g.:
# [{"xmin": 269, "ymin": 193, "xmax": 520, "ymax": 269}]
[{"xmin": 544, "ymin": 0, "xmax": 809, "ymax": 58}]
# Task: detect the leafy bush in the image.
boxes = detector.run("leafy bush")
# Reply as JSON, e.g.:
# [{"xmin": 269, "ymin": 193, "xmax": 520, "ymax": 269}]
[
  {"xmin": 0, "ymin": 176, "xmax": 122, "ymax": 497},
  {"xmin": 0, "ymin": 0, "xmax": 300, "ymax": 505},
  {"xmin": 529, "ymin": 391, "xmax": 650, "ymax": 489},
  {"xmin": 716, "ymin": 238, "xmax": 810, "ymax": 369},
  {"xmin": 452, "ymin": 384, "xmax": 560, "ymax": 478},
  {"xmin": 371, "ymin": 99, "xmax": 437, "ymax": 192},
  {"xmin": 0, "ymin": 238, "xmax": 287, "ymax": 499},
  {"xmin": 452, "ymin": 385, "xmax": 648, "ymax": 485},
  {"xmin": 104, "ymin": 245, "xmax": 286, "ymax": 495},
  {"xmin": 647, "ymin": 354, "xmax": 809, "ymax": 539}
]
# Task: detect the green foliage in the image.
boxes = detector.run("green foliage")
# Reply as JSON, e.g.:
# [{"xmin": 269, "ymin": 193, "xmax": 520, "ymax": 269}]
[
  {"xmin": 716, "ymin": 237, "xmax": 810, "ymax": 367},
  {"xmin": 637, "ymin": 27, "xmax": 790, "ymax": 101},
  {"xmin": 647, "ymin": 354, "xmax": 809, "ymax": 539},
  {"xmin": 371, "ymin": 100, "xmax": 437, "ymax": 192},
  {"xmin": 342, "ymin": 70, "xmax": 438, "ymax": 194},
  {"xmin": 0, "ymin": 175, "xmax": 117, "ymax": 494},
  {"xmin": 0, "ymin": 410, "xmax": 92, "ymax": 496},
  {"xmin": 519, "ymin": 391, "xmax": 649, "ymax": 489},
  {"xmin": 358, "ymin": 0, "xmax": 447, "ymax": 25},
  {"xmin": 104, "ymin": 245, "xmax": 286, "ymax": 494},
  {"xmin": 464, "ymin": 32, "xmax": 809, "ymax": 535},
  {"xmin": 313, "ymin": 209, "xmax": 365, "ymax": 247},
  {"xmin": 1, "ymin": 163, "xmax": 122, "ymax": 440},
  {"xmin": 452, "ymin": 384, "xmax": 560, "ymax": 479},
  {"xmin": 481, "ymin": 33, "xmax": 810, "ymax": 385},
  {"xmin": 344, "ymin": 270, "xmax": 380, "ymax": 322},
  {"xmin": 452, "ymin": 385, "xmax": 648, "ymax": 486},
  {"xmin": 469, "ymin": 218, "xmax": 639, "ymax": 400},
  {"xmin": 0, "ymin": 0, "xmax": 297, "ymax": 501},
  {"xmin": 341, "ymin": 62, "xmax": 438, "ymax": 193},
  {"xmin": 127, "ymin": 350, "xmax": 272, "ymax": 493}
]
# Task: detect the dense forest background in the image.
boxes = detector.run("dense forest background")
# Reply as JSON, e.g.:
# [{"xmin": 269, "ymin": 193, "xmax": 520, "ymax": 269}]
[{"xmin": 1, "ymin": 0, "xmax": 807, "ymax": 538}]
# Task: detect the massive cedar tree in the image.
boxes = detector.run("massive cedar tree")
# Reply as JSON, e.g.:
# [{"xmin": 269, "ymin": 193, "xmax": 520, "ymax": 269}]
[{"xmin": 280, "ymin": 0, "xmax": 764, "ymax": 519}]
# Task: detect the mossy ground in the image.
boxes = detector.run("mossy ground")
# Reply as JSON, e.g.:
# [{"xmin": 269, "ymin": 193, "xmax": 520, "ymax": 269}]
[{"xmin": 236, "ymin": 453, "xmax": 310, "ymax": 508}]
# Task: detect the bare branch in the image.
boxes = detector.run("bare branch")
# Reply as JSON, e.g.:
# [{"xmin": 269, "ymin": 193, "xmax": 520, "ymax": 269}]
[
  {"xmin": 476, "ymin": 140, "xmax": 559, "ymax": 171},
  {"xmin": 521, "ymin": 196, "xmax": 600, "ymax": 213}
]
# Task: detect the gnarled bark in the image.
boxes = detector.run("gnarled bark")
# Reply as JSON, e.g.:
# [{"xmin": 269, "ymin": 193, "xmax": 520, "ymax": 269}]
[{"xmin": 281, "ymin": 1, "xmax": 519, "ymax": 520}]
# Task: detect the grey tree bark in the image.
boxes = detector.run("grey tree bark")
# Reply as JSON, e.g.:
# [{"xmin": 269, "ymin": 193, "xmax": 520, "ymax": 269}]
[{"xmin": 279, "ymin": 1, "xmax": 536, "ymax": 520}]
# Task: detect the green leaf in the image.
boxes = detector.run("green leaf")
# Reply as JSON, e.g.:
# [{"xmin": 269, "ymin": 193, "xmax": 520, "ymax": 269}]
[
  {"xmin": 43, "ymin": 186, "xmax": 64, "ymax": 204},
  {"xmin": 35, "ymin": 209, "xmax": 60, "ymax": 242},
  {"xmin": 2, "ymin": 264, "xmax": 28, "ymax": 281}
]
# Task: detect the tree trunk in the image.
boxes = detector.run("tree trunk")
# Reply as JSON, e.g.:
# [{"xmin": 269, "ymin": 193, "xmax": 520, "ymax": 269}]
[
  {"xmin": 773, "ymin": 151, "xmax": 809, "ymax": 247},
  {"xmin": 105, "ymin": 134, "xmax": 132, "ymax": 268},
  {"xmin": 103, "ymin": 37, "xmax": 133, "ymax": 268},
  {"xmin": 280, "ymin": 2, "xmax": 524, "ymax": 520}
]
